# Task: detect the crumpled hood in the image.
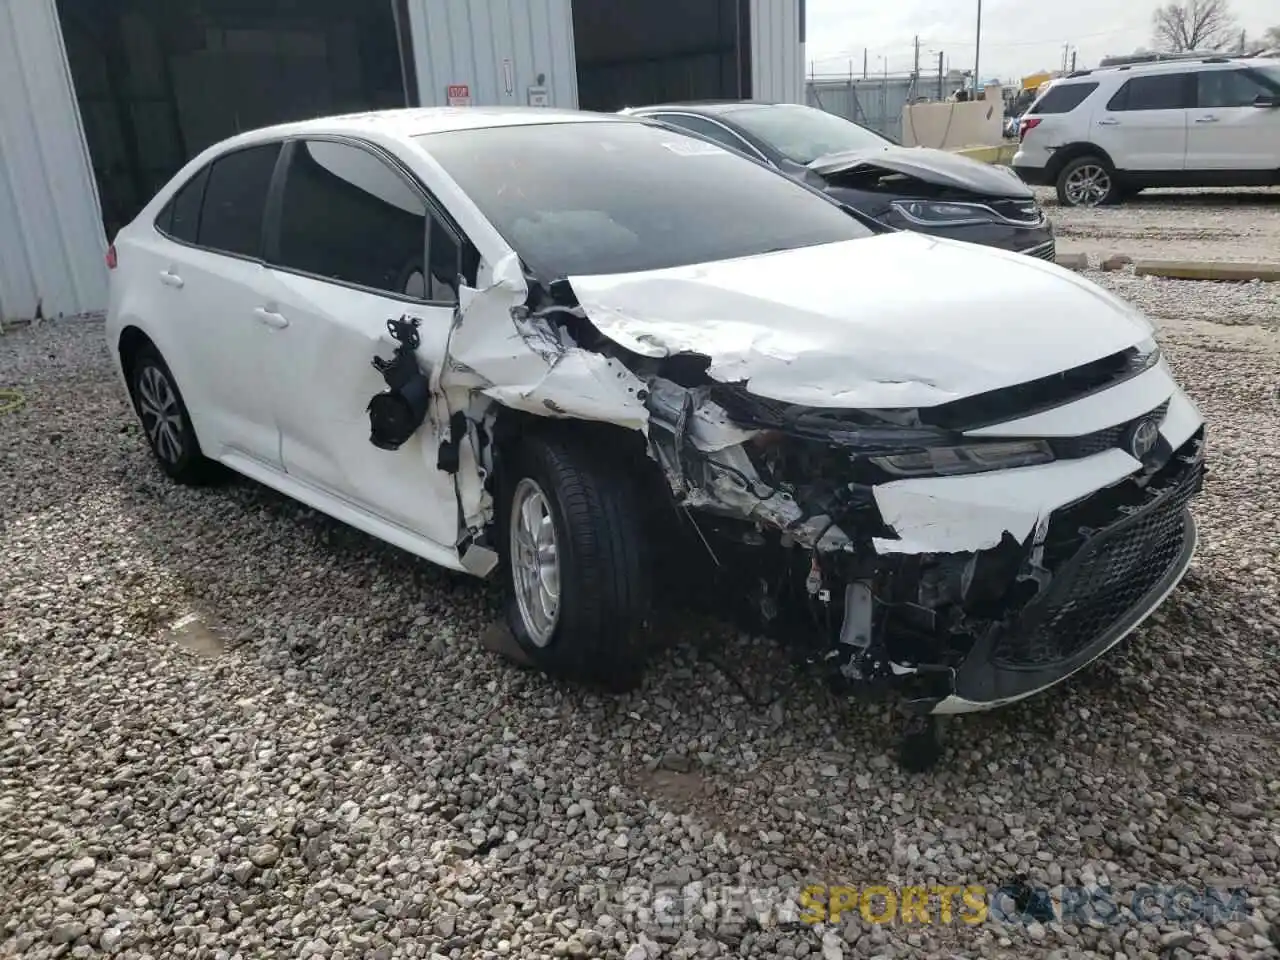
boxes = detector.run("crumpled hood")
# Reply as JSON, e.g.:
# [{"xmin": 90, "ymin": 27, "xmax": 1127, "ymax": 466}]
[
  {"xmin": 567, "ymin": 231, "xmax": 1153, "ymax": 410},
  {"xmin": 808, "ymin": 145, "xmax": 1033, "ymax": 198}
]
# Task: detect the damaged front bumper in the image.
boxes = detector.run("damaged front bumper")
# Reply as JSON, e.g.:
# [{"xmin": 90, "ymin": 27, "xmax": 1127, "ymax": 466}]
[{"xmin": 643, "ymin": 358, "xmax": 1206, "ymax": 716}]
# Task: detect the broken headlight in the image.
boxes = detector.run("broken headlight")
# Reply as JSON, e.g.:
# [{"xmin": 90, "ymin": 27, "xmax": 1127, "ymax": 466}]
[
  {"xmin": 871, "ymin": 439, "xmax": 1054, "ymax": 477},
  {"xmin": 890, "ymin": 200, "xmax": 1005, "ymax": 227}
]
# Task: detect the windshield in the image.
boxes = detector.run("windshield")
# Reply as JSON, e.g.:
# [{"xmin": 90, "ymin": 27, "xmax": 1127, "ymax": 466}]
[
  {"xmin": 723, "ymin": 104, "xmax": 894, "ymax": 164},
  {"xmin": 416, "ymin": 120, "xmax": 872, "ymax": 278}
]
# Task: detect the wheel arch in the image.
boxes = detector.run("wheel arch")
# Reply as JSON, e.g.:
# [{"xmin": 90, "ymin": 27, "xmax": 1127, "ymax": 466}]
[{"xmin": 1046, "ymin": 143, "xmax": 1118, "ymax": 180}]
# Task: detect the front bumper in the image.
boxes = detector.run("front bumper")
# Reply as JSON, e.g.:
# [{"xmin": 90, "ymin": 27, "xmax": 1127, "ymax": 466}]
[
  {"xmin": 888, "ymin": 216, "xmax": 1055, "ymax": 259},
  {"xmin": 843, "ymin": 382, "xmax": 1206, "ymax": 714},
  {"xmin": 1012, "ymin": 164, "xmax": 1054, "ymax": 187}
]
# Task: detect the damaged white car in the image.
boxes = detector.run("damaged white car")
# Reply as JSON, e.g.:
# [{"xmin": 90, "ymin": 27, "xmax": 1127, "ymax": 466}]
[{"xmin": 106, "ymin": 108, "xmax": 1204, "ymax": 763}]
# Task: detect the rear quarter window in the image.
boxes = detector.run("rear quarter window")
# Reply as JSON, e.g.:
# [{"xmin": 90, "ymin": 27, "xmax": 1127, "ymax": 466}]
[{"xmin": 1031, "ymin": 82, "xmax": 1098, "ymax": 114}]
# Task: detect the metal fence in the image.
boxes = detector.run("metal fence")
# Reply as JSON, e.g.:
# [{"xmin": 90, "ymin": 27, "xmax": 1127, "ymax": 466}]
[{"xmin": 805, "ymin": 73, "xmax": 950, "ymax": 141}]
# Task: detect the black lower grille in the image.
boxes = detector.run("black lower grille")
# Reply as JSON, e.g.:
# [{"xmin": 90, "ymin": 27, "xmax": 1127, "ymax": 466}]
[
  {"xmin": 1022, "ymin": 239, "xmax": 1057, "ymax": 261},
  {"xmin": 992, "ymin": 447, "xmax": 1202, "ymax": 669}
]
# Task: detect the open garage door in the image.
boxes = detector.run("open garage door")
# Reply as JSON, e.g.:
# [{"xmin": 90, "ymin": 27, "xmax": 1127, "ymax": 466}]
[
  {"xmin": 572, "ymin": 0, "xmax": 751, "ymax": 111},
  {"xmin": 57, "ymin": 0, "xmax": 411, "ymax": 240}
]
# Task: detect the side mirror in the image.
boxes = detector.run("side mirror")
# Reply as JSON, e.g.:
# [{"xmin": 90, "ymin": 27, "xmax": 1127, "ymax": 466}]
[{"xmin": 1253, "ymin": 94, "xmax": 1280, "ymax": 108}]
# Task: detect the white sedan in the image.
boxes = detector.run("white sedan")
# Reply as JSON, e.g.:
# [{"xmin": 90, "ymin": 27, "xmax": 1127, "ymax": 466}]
[{"xmin": 106, "ymin": 107, "xmax": 1205, "ymax": 757}]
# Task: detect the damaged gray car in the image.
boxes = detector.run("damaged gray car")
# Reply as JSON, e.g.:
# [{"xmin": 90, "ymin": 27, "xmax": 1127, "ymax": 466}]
[{"xmin": 107, "ymin": 108, "xmax": 1205, "ymax": 768}]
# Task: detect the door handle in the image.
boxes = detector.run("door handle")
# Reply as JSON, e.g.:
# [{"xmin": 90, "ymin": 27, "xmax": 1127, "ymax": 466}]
[
  {"xmin": 253, "ymin": 307, "xmax": 289, "ymax": 329},
  {"xmin": 1195, "ymin": 115, "xmax": 1219, "ymax": 123},
  {"xmin": 1097, "ymin": 118, "xmax": 1120, "ymax": 126},
  {"xmin": 159, "ymin": 270, "xmax": 184, "ymax": 289}
]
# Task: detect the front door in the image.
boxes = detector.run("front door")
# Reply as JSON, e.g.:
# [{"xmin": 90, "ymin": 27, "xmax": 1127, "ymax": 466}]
[
  {"xmin": 1189, "ymin": 68, "xmax": 1280, "ymax": 170},
  {"xmin": 258, "ymin": 138, "xmax": 471, "ymax": 548}
]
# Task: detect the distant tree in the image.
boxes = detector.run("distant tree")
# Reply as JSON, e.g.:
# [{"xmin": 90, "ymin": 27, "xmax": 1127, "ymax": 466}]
[
  {"xmin": 1151, "ymin": 0, "xmax": 1237, "ymax": 52},
  {"xmin": 1265, "ymin": 25, "xmax": 1280, "ymax": 47}
]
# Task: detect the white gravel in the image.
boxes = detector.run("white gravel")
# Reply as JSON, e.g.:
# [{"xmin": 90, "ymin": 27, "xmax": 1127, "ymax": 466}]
[
  {"xmin": 1039, "ymin": 186, "xmax": 1280, "ymax": 264},
  {"xmin": 2, "ymin": 287, "xmax": 1279, "ymax": 959}
]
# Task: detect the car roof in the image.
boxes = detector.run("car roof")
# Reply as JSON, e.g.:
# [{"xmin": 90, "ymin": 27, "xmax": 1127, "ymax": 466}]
[
  {"xmin": 1060, "ymin": 55, "xmax": 1273, "ymax": 82},
  {"xmin": 221, "ymin": 106, "xmax": 629, "ymax": 147},
  {"xmin": 624, "ymin": 101, "xmax": 788, "ymax": 117}
]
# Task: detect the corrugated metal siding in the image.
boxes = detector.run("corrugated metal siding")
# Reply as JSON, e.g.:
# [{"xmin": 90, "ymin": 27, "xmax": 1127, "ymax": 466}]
[
  {"xmin": 750, "ymin": 0, "xmax": 803, "ymax": 103},
  {"xmin": 404, "ymin": 0, "xmax": 578, "ymax": 110},
  {"xmin": 806, "ymin": 77, "xmax": 919, "ymax": 142},
  {"xmin": 0, "ymin": 0, "xmax": 108, "ymax": 322}
]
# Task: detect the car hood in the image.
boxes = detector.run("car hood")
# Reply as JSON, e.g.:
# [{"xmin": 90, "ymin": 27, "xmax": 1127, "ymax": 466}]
[
  {"xmin": 807, "ymin": 145, "xmax": 1033, "ymax": 198},
  {"xmin": 566, "ymin": 231, "xmax": 1152, "ymax": 410}
]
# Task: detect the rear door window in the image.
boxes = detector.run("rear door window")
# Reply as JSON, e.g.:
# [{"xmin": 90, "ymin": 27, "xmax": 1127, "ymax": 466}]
[
  {"xmin": 196, "ymin": 143, "xmax": 281, "ymax": 258},
  {"xmin": 1106, "ymin": 74, "xmax": 1193, "ymax": 111},
  {"xmin": 1030, "ymin": 83, "xmax": 1098, "ymax": 114}
]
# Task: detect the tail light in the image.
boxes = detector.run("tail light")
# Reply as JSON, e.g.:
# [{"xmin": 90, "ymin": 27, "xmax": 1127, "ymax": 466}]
[
  {"xmin": 105, "ymin": 244, "xmax": 118, "ymax": 270},
  {"xmin": 1018, "ymin": 117, "xmax": 1042, "ymax": 142}
]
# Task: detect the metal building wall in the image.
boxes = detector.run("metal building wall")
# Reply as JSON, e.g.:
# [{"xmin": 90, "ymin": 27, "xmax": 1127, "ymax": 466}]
[
  {"xmin": 404, "ymin": 0, "xmax": 578, "ymax": 110},
  {"xmin": 750, "ymin": 0, "xmax": 804, "ymax": 104},
  {"xmin": 0, "ymin": 0, "xmax": 108, "ymax": 323}
]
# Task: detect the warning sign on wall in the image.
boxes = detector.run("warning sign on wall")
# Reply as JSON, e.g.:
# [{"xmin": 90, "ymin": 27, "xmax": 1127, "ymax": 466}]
[{"xmin": 446, "ymin": 84, "xmax": 471, "ymax": 106}]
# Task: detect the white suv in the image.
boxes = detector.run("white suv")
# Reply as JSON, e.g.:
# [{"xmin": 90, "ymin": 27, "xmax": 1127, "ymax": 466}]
[{"xmin": 1013, "ymin": 56, "xmax": 1280, "ymax": 206}]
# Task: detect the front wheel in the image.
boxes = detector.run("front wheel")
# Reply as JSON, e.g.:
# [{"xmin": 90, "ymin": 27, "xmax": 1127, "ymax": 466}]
[
  {"xmin": 499, "ymin": 433, "xmax": 652, "ymax": 690},
  {"xmin": 1056, "ymin": 156, "xmax": 1119, "ymax": 207}
]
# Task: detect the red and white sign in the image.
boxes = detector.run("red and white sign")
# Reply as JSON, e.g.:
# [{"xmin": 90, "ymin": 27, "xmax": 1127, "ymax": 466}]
[{"xmin": 446, "ymin": 84, "xmax": 471, "ymax": 107}]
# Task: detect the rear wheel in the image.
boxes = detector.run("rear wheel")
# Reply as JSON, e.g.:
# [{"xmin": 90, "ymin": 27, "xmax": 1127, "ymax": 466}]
[
  {"xmin": 499, "ymin": 433, "xmax": 652, "ymax": 690},
  {"xmin": 127, "ymin": 345, "xmax": 216, "ymax": 484},
  {"xmin": 1056, "ymin": 156, "xmax": 1119, "ymax": 207}
]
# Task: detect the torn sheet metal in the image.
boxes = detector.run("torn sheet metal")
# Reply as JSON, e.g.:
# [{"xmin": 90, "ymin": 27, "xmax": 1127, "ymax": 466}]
[
  {"xmin": 443, "ymin": 254, "xmax": 650, "ymax": 432},
  {"xmin": 567, "ymin": 231, "xmax": 1153, "ymax": 410},
  {"xmin": 871, "ymin": 448, "xmax": 1140, "ymax": 555}
]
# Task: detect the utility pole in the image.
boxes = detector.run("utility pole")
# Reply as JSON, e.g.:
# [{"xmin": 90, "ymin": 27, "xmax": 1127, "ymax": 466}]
[
  {"xmin": 863, "ymin": 48, "xmax": 868, "ymax": 80},
  {"xmin": 937, "ymin": 50, "xmax": 944, "ymax": 99},
  {"xmin": 973, "ymin": 0, "xmax": 982, "ymax": 95},
  {"xmin": 912, "ymin": 35, "xmax": 920, "ymax": 98},
  {"xmin": 1070, "ymin": 49, "xmax": 1077, "ymax": 71}
]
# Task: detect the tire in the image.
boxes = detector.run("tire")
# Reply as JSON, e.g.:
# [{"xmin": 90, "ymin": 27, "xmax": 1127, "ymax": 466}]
[
  {"xmin": 498, "ymin": 433, "xmax": 652, "ymax": 691},
  {"xmin": 127, "ymin": 345, "xmax": 216, "ymax": 484},
  {"xmin": 1055, "ymin": 155, "xmax": 1119, "ymax": 207}
]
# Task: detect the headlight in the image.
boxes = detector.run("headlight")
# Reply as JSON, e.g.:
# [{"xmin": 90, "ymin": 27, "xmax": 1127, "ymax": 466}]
[
  {"xmin": 871, "ymin": 440, "xmax": 1054, "ymax": 477},
  {"xmin": 890, "ymin": 200, "xmax": 999, "ymax": 226}
]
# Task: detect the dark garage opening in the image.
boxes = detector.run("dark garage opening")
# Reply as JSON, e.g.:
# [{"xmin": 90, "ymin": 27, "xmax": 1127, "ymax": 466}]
[
  {"xmin": 572, "ymin": 0, "xmax": 751, "ymax": 112},
  {"xmin": 57, "ymin": 0, "xmax": 412, "ymax": 240}
]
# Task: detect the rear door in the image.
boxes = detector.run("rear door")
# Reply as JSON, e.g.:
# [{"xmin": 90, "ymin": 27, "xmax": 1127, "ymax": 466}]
[
  {"xmin": 258, "ymin": 137, "xmax": 475, "ymax": 547},
  {"xmin": 1093, "ymin": 72, "xmax": 1193, "ymax": 171},
  {"xmin": 1188, "ymin": 67, "xmax": 1280, "ymax": 170},
  {"xmin": 154, "ymin": 142, "xmax": 284, "ymax": 466}
]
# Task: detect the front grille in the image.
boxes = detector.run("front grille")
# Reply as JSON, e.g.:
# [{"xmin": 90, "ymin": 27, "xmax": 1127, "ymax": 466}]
[
  {"xmin": 989, "ymin": 198, "xmax": 1045, "ymax": 224},
  {"xmin": 1022, "ymin": 239, "xmax": 1057, "ymax": 261},
  {"xmin": 992, "ymin": 439, "xmax": 1203, "ymax": 669},
  {"xmin": 1049, "ymin": 400, "xmax": 1169, "ymax": 460}
]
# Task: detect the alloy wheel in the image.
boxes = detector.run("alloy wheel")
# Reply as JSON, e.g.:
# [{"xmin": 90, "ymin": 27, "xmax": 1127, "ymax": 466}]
[
  {"xmin": 509, "ymin": 477, "xmax": 561, "ymax": 647},
  {"xmin": 137, "ymin": 364, "xmax": 185, "ymax": 464},
  {"xmin": 1063, "ymin": 164, "xmax": 1112, "ymax": 207}
]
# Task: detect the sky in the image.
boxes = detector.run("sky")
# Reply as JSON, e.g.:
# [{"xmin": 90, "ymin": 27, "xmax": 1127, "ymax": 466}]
[{"xmin": 805, "ymin": 0, "xmax": 1277, "ymax": 82}]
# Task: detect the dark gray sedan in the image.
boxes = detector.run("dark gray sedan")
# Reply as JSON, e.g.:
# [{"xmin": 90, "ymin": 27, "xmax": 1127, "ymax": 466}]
[{"xmin": 622, "ymin": 101, "xmax": 1055, "ymax": 260}]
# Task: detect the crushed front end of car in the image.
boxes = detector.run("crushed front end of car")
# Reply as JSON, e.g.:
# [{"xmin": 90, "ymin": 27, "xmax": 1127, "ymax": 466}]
[{"xmin": 634, "ymin": 341, "xmax": 1205, "ymax": 718}]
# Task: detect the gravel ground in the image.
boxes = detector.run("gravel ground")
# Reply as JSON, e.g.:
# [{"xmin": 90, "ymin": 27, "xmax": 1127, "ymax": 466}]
[
  {"xmin": 1040, "ymin": 187, "xmax": 1280, "ymax": 264},
  {"xmin": 2, "ymin": 287, "xmax": 1279, "ymax": 960}
]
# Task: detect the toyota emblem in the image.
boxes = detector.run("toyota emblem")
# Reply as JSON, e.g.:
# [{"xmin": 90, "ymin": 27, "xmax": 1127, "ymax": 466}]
[{"xmin": 1126, "ymin": 417, "xmax": 1159, "ymax": 459}]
